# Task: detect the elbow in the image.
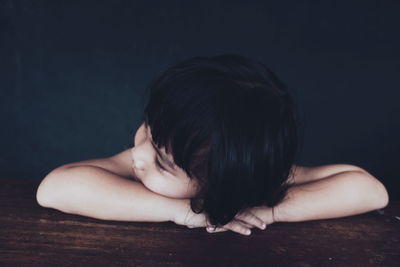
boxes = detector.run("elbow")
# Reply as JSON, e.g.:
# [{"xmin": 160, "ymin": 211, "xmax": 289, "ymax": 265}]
[
  {"xmin": 353, "ymin": 170, "xmax": 389, "ymax": 210},
  {"xmin": 375, "ymin": 181, "xmax": 389, "ymax": 209},
  {"xmin": 36, "ymin": 175, "xmax": 54, "ymax": 208},
  {"xmin": 36, "ymin": 168, "xmax": 66, "ymax": 208}
]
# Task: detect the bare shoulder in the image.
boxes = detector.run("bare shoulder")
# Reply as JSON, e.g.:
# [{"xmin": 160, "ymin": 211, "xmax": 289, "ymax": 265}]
[
  {"xmin": 108, "ymin": 148, "xmax": 137, "ymax": 180},
  {"xmin": 287, "ymin": 164, "xmax": 367, "ymax": 185},
  {"xmin": 57, "ymin": 148, "xmax": 137, "ymax": 180}
]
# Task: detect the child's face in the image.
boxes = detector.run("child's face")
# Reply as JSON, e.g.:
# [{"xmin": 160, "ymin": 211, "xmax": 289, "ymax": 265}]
[{"xmin": 130, "ymin": 122, "xmax": 200, "ymax": 199}]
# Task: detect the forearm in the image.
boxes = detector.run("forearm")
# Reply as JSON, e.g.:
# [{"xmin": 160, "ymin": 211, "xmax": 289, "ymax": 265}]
[
  {"xmin": 274, "ymin": 171, "xmax": 389, "ymax": 222},
  {"xmin": 36, "ymin": 166, "xmax": 185, "ymax": 222}
]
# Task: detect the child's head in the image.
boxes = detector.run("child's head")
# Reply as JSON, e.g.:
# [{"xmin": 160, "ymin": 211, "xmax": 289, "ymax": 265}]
[{"xmin": 137, "ymin": 53, "xmax": 300, "ymax": 227}]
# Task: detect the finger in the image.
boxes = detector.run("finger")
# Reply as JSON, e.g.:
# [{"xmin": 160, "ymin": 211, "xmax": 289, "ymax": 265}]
[
  {"xmin": 206, "ymin": 226, "xmax": 228, "ymax": 233},
  {"xmin": 236, "ymin": 220, "xmax": 255, "ymax": 229},
  {"xmin": 235, "ymin": 211, "xmax": 266, "ymax": 230},
  {"xmin": 223, "ymin": 220, "xmax": 252, "ymax": 236}
]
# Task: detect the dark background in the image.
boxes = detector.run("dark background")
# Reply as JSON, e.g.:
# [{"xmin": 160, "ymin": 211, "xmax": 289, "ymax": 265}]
[{"xmin": 1, "ymin": 0, "xmax": 399, "ymax": 199}]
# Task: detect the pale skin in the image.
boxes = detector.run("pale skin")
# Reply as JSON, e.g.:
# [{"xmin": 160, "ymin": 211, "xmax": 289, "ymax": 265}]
[
  {"xmin": 47, "ymin": 122, "xmax": 389, "ymax": 235},
  {"xmin": 129, "ymin": 122, "xmax": 268, "ymax": 234}
]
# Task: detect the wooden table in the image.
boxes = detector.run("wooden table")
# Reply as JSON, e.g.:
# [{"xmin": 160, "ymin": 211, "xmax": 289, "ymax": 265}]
[{"xmin": 1, "ymin": 178, "xmax": 399, "ymax": 267}]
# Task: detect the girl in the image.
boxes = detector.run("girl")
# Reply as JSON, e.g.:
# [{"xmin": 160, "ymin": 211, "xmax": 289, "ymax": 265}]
[{"xmin": 36, "ymin": 54, "xmax": 389, "ymax": 236}]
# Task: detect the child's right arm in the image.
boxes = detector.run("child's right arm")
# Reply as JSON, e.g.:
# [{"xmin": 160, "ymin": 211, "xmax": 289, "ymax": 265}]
[
  {"xmin": 36, "ymin": 165, "xmax": 185, "ymax": 222},
  {"xmin": 36, "ymin": 147, "xmax": 268, "ymax": 235}
]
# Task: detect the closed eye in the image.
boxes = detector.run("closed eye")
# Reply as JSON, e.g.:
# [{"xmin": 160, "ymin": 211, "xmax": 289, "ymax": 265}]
[{"xmin": 155, "ymin": 157, "xmax": 168, "ymax": 173}]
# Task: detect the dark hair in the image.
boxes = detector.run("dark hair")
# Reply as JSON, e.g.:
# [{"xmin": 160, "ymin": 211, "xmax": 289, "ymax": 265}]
[{"xmin": 142, "ymin": 54, "xmax": 302, "ymax": 227}]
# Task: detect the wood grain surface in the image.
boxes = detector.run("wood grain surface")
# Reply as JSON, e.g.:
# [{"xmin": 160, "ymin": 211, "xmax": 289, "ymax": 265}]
[{"xmin": 1, "ymin": 178, "xmax": 399, "ymax": 267}]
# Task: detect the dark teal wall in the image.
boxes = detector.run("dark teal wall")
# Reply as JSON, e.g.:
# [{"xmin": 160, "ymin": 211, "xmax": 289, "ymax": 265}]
[{"xmin": 1, "ymin": 0, "xmax": 399, "ymax": 199}]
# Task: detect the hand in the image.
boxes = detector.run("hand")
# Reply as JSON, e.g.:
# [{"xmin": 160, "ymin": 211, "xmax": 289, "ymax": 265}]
[
  {"xmin": 173, "ymin": 200, "xmax": 274, "ymax": 236},
  {"xmin": 245, "ymin": 205, "xmax": 276, "ymax": 225},
  {"xmin": 206, "ymin": 207, "xmax": 270, "ymax": 235}
]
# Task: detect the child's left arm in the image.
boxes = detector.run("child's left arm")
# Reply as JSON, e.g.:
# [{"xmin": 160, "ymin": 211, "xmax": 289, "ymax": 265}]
[
  {"xmin": 272, "ymin": 169, "xmax": 389, "ymax": 223},
  {"xmin": 207, "ymin": 167, "xmax": 389, "ymax": 233}
]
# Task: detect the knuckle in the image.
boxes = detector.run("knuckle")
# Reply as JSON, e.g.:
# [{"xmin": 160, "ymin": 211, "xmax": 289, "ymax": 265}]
[
  {"xmin": 238, "ymin": 213, "xmax": 258, "ymax": 225},
  {"xmin": 233, "ymin": 223, "xmax": 246, "ymax": 233}
]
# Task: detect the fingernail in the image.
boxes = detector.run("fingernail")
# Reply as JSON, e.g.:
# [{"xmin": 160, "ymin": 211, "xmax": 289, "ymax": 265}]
[
  {"xmin": 261, "ymin": 224, "xmax": 266, "ymax": 229},
  {"xmin": 246, "ymin": 229, "xmax": 251, "ymax": 235}
]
